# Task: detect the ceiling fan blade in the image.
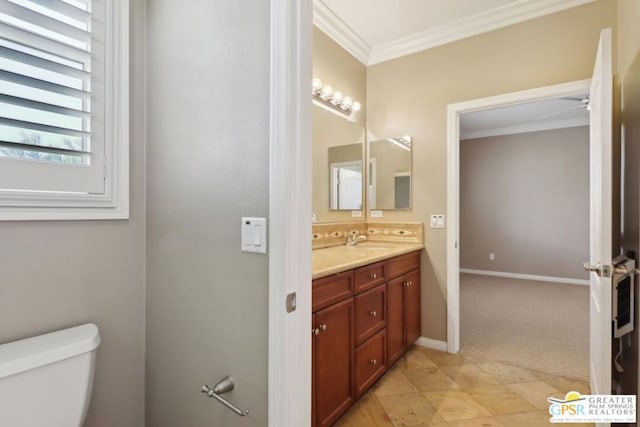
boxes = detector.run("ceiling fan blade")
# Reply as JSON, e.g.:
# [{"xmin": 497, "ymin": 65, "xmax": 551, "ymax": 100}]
[{"xmin": 537, "ymin": 105, "xmax": 586, "ymax": 120}]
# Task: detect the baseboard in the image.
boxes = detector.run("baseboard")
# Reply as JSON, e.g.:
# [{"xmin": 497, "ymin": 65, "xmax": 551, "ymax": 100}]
[
  {"xmin": 415, "ymin": 336, "xmax": 448, "ymax": 352},
  {"xmin": 460, "ymin": 268, "xmax": 589, "ymax": 286}
]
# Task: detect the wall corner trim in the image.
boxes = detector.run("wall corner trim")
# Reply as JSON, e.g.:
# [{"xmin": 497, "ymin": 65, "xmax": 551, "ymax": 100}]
[
  {"xmin": 367, "ymin": 0, "xmax": 598, "ymax": 65},
  {"xmin": 312, "ymin": 0, "xmax": 370, "ymax": 65},
  {"xmin": 415, "ymin": 337, "xmax": 448, "ymax": 353}
]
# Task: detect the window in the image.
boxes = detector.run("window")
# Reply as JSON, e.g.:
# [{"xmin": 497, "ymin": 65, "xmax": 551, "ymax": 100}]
[{"xmin": 0, "ymin": 0, "xmax": 129, "ymax": 220}]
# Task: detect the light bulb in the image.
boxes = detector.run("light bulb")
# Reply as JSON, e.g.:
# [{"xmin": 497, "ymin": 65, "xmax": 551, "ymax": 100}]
[
  {"xmin": 312, "ymin": 78, "xmax": 322, "ymax": 94},
  {"xmin": 351, "ymin": 101, "xmax": 361, "ymax": 112},
  {"xmin": 331, "ymin": 91, "xmax": 343, "ymax": 105},
  {"xmin": 341, "ymin": 96, "xmax": 353, "ymax": 110},
  {"xmin": 320, "ymin": 85, "xmax": 333, "ymax": 100}
]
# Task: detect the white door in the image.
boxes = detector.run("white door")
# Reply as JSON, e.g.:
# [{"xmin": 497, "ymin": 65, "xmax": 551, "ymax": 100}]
[{"xmin": 586, "ymin": 28, "xmax": 613, "ymax": 399}]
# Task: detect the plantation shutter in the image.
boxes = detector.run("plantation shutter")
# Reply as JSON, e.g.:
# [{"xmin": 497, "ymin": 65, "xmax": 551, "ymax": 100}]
[{"xmin": 0, "ymin": 0, "xmax": 106, "ymax": 194}]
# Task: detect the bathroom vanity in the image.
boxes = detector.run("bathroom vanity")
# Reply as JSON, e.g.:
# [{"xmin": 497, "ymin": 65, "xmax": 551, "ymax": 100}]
[{"xmin": 311, "ymin": 242, "xmax": 422, "ymax": 427}]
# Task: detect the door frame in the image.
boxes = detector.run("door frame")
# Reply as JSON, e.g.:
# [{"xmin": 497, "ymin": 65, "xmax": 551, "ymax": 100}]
[
  {"xmin": 268, "ymin": 1, "xmax": 312, "ymax": 426},
  {"xmin": 446, "ymin": 79, "xmax": 592, "ymax": 353}
]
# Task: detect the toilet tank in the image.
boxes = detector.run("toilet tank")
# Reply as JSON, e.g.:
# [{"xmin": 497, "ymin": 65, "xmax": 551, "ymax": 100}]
[{"xmin": 0, "ymin": 324, "xmax": 101, "ymax": 427}]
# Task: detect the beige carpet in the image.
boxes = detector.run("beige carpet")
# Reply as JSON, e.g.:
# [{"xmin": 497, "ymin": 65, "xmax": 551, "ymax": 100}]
[{"xmin": 460, "ymin": 273, "xmax": 589, "ymax": 381}]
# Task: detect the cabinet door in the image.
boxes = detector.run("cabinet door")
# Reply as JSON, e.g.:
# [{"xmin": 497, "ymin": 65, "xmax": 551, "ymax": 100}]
[
  {"xmin": 312, "ymin": 313, "xmax": 316, "ymax": 427},
  {"xmin": 405, "ymin": 269, "xmax": 421, "ymax": 347},
  {"xmin": 387, "ymin": 276, "xmax": 405, "ymax": 366},
  {"xmin": 315, "ymin": 298, "xmax": 355, "ymax": 427}
]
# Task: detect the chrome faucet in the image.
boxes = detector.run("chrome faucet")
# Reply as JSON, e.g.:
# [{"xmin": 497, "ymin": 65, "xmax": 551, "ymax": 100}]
[{"xmin": 346, "ymin": 234, "xmax": 367, "ymax": 246}]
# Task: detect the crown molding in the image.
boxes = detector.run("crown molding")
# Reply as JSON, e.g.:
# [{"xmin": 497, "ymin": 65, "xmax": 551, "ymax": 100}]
[
  {"xmin": 367, "ymin": 0, "xmax": 597, "ymax": 65},
  {"xmin": 312, "ymin": 0, "xmax": 371, "ymax": 65},
  {"xmin": 460, "ymin": 116, "xmax": 589, "ymax": 141}
]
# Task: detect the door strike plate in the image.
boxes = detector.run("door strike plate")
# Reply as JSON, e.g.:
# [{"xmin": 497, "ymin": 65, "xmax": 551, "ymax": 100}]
[{"xmin": 286, "ymin": 292, "xmax": 297, "ymax": 313}]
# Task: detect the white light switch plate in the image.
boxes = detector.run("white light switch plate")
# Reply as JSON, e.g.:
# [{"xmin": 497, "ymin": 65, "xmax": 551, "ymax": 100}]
[
  {"xmin": 241, "ymin": 217, "xmax": 267, "ymax": 254},
  {"xmin": 370, "ymin": 210, "xmax": 383, "ymax": 218},
  {"xmin": 430, "ymin": 214, "xmax": 445, "ymax": 228}
]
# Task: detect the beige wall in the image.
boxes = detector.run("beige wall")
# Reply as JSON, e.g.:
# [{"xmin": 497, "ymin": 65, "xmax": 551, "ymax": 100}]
[
  {"xmin": 313, "ymin": 27, "xmax": 367, "ymax": 223},
  {"xmin": 145, "ymin": 0, "xmax": 270, "ymax": 425},
  {"xmin": 367, "ymin": 0, "xmax": 618, "ymax": 340},
  {"xmin": 0, "ymin": 1, "xmax": 147, "ymax": 426},
  {"xmin": 617, "ymin": 0, "xmax": 640, "ymax": 76},
  {"xmin": 460, "ymin": 127, "xmax": 590, "ymax": 280},
  {"xmin": 618, "ymin": 0, "xmax": 640, "ymax": 401}
]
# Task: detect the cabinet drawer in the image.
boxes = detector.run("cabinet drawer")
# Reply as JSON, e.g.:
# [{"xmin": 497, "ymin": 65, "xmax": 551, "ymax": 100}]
[
  {"xmin": 354, "ymin": 329, "xmax": 386, "ymax": 397},
  {"xmin": 313, "ymin": 271, "xmax": 354, "ymax": 312},
  {"xmin": 387, "ymin": 251, "xmax": 420, "ymax": 278},
  {"xmin": 354, "ymin": 284, "xmax": 386, "ymax": 345},
  {"xmin": 354, "ymin": 261, "xmax": 386, "ymax": 293}
]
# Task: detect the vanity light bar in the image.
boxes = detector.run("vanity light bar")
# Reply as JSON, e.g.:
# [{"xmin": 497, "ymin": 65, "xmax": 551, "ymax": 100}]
[
  {"xmin": 387, "ymin": 136, "xmax": 412, "ymax": 151},
  {"xmin": 312, "ymin": 78, "xmax": 361, "ymax": 115}
]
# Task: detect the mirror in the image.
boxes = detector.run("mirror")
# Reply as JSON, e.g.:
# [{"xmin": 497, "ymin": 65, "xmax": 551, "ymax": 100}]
[
  {"xmin": 313, "ymin": 105, "xmax": 365, "ymax": 221},
  {"xmin": 368, "ymin": 136, "xmax": 412, "ymax": 210}
]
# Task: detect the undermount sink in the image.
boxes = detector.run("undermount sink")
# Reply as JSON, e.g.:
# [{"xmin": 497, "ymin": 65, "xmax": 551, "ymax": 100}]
[{"xmin": 352, "ymin": 243, "xmax": 398, "ymax": 249}]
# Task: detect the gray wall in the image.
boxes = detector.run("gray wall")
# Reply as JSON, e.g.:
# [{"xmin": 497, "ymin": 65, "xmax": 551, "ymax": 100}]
[
  {"xmin": 0, "ymin": 1, "xmax": 147, "ymax": 426},
  {"xmin": 460, "ymin": 127, "xmax": 590, "ymax": 280},
  {"xmin": 145, "ymin": 1, "xmax": 270, "ymax": 426}
]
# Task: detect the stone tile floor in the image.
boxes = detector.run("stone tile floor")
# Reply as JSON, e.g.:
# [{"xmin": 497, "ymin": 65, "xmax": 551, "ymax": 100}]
[{"xmin": 335, "ymin": 346, "xmax": 593, "ymax": 427}]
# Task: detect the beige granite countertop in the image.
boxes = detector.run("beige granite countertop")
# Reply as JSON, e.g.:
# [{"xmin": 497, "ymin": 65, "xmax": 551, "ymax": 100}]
[{"xmin": 312, "ymin": 242, "xmax": 424, "ymax": 279}]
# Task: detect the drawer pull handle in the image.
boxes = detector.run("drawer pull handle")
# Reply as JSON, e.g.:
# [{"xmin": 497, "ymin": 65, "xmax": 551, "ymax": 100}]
[
  {"xmin": 369, "ymin": 310, "xmax": 377, "ymax": 317},
  {"xmin": 370, "ymin": 273, "xmax": 377, "ymax": 279},
  {"xmin": 320, "ymin": 324, "xmax": 327, "ymax": 331},
  {"xmin": 370, "ymin": 359, "xmax": 377, "ymax": 365}
]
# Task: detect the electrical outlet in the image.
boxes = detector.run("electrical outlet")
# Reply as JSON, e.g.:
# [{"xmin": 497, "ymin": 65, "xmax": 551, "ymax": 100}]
[
  {"xmin": 489, "ymin": 253, "xmax": 495, "ymax": 261},
  {"xmin": 351, "ymin": 210, "xmax": 362, "ymax": 218},
  {"xmin": 370, "ymin": 210, "xmax": 383, "ymax": 218}
]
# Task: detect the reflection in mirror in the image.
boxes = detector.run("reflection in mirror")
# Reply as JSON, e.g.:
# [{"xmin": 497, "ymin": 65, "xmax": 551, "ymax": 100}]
[
  {"xmin": 329, "ymin": 145, "xmax": 362, "ymax": 210},
  {"xmin": 313, "ymin": 105, "xmax": 365, "ymax": 220},
  {"xmin": 368, "ymin": 136, "xmax": 412, "ymax": 210}
]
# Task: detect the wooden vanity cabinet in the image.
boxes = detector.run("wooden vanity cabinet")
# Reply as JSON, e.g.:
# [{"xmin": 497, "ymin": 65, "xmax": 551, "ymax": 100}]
[
  {"xmin": 312, "ymin": 250, "xmax": 421, "ymax": 426},
  {"xmin": 313, "ymin": 297, "xmax": 355, "ymax": 427}
]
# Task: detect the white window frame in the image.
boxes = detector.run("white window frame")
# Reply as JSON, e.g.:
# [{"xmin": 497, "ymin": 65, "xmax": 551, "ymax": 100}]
[{"xmin": 0, "ymin": 0, "xmax": 129, "ymax": 221}]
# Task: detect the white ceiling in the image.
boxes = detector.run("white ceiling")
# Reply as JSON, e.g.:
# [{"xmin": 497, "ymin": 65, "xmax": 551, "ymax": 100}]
[
  {"xmin": 314, "ymin": 0, "xmax": 597, "ymax": 65},
  {"xmin": 460, "ymin": 94, "xmax": 590, "ymax": 140}
]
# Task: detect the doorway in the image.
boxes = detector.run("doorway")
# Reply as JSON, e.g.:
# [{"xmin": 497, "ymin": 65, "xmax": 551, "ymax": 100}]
[{"xmin": 457, "ymin": 97, "xmax": 591, "ymax": 380}]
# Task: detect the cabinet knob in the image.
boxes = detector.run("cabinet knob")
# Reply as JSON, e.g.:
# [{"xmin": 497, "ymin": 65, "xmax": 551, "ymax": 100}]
[
  {"xmin": 370, "ymin": 359, "xmax": 377, "ymax": 365},
  {"xmin": 320, "ymin": 324, "xmax": 327, "ymax": 331},
  {"xmin": 370, "ymin": 273, "xmax": 377, "ymax": 279},
  {"xmin": 408, "ymin": 281, "xmax": 413, "ymax": 286},
  {"xmin": 402, "ymin": 281, "xmax": 408, "ymax": 287},
  {"xmin": 369, "ymin": 310, "xmax": 377, "ymax": 317},
  {"xmin": 313, "ymin": 328, "xmax": 320, "ymax": 336}
]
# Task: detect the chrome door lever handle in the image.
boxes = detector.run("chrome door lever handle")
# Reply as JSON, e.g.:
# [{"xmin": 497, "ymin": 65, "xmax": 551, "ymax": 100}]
[{"xmin": 583, "ymin": 262, "xmax": 611, "ymax": 278}]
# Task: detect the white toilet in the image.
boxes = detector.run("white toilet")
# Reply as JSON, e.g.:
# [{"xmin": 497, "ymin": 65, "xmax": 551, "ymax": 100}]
[{"xmin": 0, "ymin": 323, "xmax": 101, "ymax": 427}]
